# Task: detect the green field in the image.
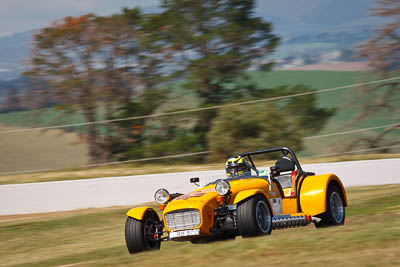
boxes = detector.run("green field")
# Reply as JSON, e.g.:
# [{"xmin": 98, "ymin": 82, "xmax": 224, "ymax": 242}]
[
  {"xmin": 239, "ymin": 70, "xmax": 398, "ymax": 157},
  {"xmin": 0, "ymin": 70, "xmax": 386, "ymax": 130},
  {"xmin": 1, "ymin": 70, "xmax": 396, "ymax": 129},
  {"xmin": 158, "ymin": 70, "xmax": 400, "ymax": 157},
  {"xmin": 0, "ymin": 70, "xmax": 398, "ymax": 173},
  {"xmin": 0, "ymin": 184, "xmax": 399, "ymax": 266}
]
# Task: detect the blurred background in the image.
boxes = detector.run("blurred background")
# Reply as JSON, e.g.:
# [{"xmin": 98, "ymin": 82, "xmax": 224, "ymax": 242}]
[
  {"xmin": 0, "ymin": 0, "xmax": 399, "ymax": 174},
  {"xmin": 0, "ymin": 2, "xmax": 399, "ymax": 266}
]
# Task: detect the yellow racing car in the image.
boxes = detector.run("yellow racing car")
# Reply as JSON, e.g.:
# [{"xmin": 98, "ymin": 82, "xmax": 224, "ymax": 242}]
[{"xmin": 125, "ymin": 147, "xmax": 347, "ymax": 253}]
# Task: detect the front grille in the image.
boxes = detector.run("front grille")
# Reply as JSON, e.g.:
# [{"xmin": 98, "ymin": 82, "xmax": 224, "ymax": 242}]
[{"xmin": 165, "ymin": 209, "xmax": 201, "ymax": 230}]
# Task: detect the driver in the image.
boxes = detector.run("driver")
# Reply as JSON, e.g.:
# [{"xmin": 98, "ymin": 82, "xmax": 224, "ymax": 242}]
[{"xmin": 225, "ymin": 156, "xmax": 252, "ymax": 178}]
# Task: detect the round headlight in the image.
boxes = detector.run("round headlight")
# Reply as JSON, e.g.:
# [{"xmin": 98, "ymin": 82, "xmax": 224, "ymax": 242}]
[
  {"xmin": 154, "ymin": 188, "xmax": 170, "ymax": 204},
  {"xmin": 215, "ymin": 180, "xmax": 231, "ymax": 195}
]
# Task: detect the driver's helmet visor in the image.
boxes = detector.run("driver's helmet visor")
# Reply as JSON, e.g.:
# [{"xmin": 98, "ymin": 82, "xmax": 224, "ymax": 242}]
[{"xmin": 226, "ymin": 165, "xmax": 249, "ymax": 177}]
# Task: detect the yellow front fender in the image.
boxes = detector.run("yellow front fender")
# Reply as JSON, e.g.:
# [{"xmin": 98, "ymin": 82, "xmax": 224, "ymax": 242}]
[
  {"xmin": 126, "ymin": 207, "xmax": 159, "ymax": 221},
  {"xmin": 233, "ymin": 189, "xmax": 267, "ymax": 204},
  {"xmin": 299, "ymin": 174, "xmax": 347, "ymax": 216},
  {"xmin": 233, "ymin": 189, "xmax": 273, "ymax": 214}
]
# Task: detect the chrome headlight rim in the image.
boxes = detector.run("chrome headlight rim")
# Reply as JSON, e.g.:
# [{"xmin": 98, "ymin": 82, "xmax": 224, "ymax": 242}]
[
  {"xmin": 215, "ymin": 180, "xmax": 231, "ymax": 196},
  {"xmin": 154, "ymin": 188, "xmax": 170, "ymax": 204}
]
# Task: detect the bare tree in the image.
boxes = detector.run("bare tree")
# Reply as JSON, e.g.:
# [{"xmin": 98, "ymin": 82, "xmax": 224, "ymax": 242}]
[
  {"xmin": 25, "ymin": 10, "xmax": 163, "ymax": 163},
  {"xmin": 348, "ymin": 0, "xmax": 400, "ymax": 152}
]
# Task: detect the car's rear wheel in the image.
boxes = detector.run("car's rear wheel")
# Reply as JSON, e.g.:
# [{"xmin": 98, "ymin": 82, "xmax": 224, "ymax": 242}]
[
  {"xmin": 237, "ymin": 194, "xmax": 272, "ymax": 237},
  {"xmin": 315, "ymin": 185, "xmax": 345, "ymax": 227},
  {"xmin": 125, "ymin": 212, "xmax": 161, "ymax": 254}
]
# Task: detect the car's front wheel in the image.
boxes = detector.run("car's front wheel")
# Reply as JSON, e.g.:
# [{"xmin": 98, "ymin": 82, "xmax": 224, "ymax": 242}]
[
  {"xmin": 237, "ymin": 194, "xmax": 272, "ymax": 237},
  {"xmin": 315, "ymin": 185, "xmax": 345, "ymax": 227},
  {"xmin": 125, "ymin": 211, "xmax": 161, "ymax": 254}
]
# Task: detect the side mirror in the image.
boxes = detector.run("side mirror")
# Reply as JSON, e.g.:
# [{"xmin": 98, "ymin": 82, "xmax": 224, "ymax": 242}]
[{"xmin": 190, "ymin": 177, "xmax": 200, "ymax": 186}]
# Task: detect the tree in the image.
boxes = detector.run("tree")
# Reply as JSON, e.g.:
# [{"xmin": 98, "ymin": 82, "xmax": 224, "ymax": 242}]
[
  {"xmin": 207, "ymin": 84, "xmax": 336, "ymax": 159},
  {"xmin": 26, "ymin": 10, "xmax": 165, "ymax": 163},
  {"xmin": 359, "ymin": 0, "xmax": 400, "ymax": 72},
  {"xmin": 94, "ymin": 9, "xmax": 166, "ymax": 160},
  {"xmin": 352, "ymin": 0, "xmax": 400, "ymax": 151},
  {"xmin": 101, "ymin": 9, "xmax": 170, "ymax": 160},
  {"xmin": 208, "ymin": 102, "xmax": 303, "ymax": 159},
  {"xmin": 148, "ymin": 0, "xmax": 280, "ymax": 151},
  {"xmin": 4, "ymin": 87, "xmax": 22, "ymax": 112},
  {"xmin": 26, "ymin": 15, "xmax": 104, "ymax": 163},
  {"xmin": 156, "ymin": 0, "xmax": 279, "ymax": 104},
  {"xmin": 112, "ymin": 89, "xmax": 166, "ymax": 159},
  {"xmin": 257, "ymin": 85, "xmax": 336, "ymax": 135}
]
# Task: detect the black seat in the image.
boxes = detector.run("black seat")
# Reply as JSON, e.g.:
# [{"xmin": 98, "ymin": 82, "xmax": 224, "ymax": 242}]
[
  {"xmin": 271, "ymin": 156, "xmax": 296, "ymax": 196},
  {"xmin": 275, "ymin": 156, "xmax": 295, "ymax": 172}
]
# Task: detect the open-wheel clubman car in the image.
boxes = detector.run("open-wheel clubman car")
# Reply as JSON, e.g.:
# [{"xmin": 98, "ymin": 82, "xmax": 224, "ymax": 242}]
[{"xmin": 124, "ymin": 147, "xmax": 347, "ymax": 253}]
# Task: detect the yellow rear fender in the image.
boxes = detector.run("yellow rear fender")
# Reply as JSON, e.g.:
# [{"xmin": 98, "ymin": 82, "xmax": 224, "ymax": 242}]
[
  {"xmin": 299, "ymin": 174, "xmax": 347, "ymax": 216},
  {"xmin": 233, "ymin": 189, "xmax": 273, "ymax": 215},
  {"xmin": 126, "ymin": 207, "xmax": 159, "ymax": 221}
]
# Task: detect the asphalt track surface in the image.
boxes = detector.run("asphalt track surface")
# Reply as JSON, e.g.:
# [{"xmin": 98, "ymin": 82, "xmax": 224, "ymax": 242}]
[{"xmin": 0, "ymin": 159, "xmax": 399, "ymax": 215}]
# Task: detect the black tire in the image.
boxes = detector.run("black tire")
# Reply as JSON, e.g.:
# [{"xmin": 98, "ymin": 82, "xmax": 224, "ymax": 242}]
[
  {"xmin": 237, "ymin": 195, "xmax": 272, "ymax": 237},
  {"xmin": 315, "ymin": 185, "xmax": 345, "ymax": 228},
  {"xmin": 125, "ymin": 212, "xmax": 161, "ymax": 254}
]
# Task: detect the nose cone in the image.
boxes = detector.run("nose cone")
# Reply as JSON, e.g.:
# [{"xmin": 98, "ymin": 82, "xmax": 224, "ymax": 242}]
[
  {"xmin": 164, "ymin": 186, "xmax": 219, "ymax": 213},
  {"xmin": 162, "ymin": 186, "xmax": 220, "ymax": 235}
]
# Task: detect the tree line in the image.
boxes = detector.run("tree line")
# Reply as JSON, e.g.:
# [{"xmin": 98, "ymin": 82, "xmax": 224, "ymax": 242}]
[{"xmin": 21, "ymin": 0, "xmax": 398, "ymax": 164}]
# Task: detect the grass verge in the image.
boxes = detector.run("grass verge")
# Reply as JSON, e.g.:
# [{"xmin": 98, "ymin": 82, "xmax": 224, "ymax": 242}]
[{"xmin": 0, "ymin": 184, "xmax": 399, "ymax": 266}]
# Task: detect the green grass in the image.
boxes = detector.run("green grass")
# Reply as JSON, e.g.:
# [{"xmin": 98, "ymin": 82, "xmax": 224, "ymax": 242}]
[
  {"xmin": 0, "ymin": 108, "xmax": 85, "ymax": 129},
  {"xmin": 0, "ymin": 184, "xmax": 399, "ymax": 266}
]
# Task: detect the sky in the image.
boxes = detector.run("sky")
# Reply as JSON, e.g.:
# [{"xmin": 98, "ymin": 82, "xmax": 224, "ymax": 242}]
[
  {"xmin": 0, "ymin": 0, "xmax": 159, "ymax": 37},
  {"xmin": 0, "ymin": 0, "xmax": 379, "ymax": 38}
]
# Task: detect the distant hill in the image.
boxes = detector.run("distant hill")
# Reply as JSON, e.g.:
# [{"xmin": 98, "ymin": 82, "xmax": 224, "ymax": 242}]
[
  {"xmin": 0, "ymin": 76, "xmax": 30, "ymax": 96},
  {"xmin": 0, "ymin": 31, "xmax": 32, "ymax": 80},
  {"xmin": 0, "ymin": 28, "xmax": 371, "ymax": 83},
  {"xmin": 257, "ymin": 0, "xmax": 379, "ymax": 36},
  {"xmin": 0, "ymin": 0, "xmax": 379, "ymax": 81}
]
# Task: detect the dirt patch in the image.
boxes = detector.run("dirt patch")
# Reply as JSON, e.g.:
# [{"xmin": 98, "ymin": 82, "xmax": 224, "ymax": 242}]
[{"xmin": 0, "ymin": 124, "xmax": 88, "ymax": 173}]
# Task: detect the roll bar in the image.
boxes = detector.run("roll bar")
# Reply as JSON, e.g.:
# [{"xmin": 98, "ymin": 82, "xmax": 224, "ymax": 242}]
[{"xmin": 239, "ymin": 147, "xmax": 304, "ymax": 174}]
